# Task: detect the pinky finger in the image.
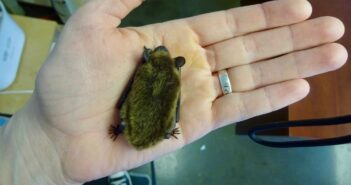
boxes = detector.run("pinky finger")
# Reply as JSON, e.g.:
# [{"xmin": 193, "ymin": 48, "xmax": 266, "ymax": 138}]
[{"xmin": 212, "ymin": 79, "xmax": 310, "ymax": 129}]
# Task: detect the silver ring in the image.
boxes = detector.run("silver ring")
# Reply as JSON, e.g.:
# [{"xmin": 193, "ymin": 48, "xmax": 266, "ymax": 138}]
[{"xmin": 218, "ymin": 70, "xmax": 232, "ymax": 95}]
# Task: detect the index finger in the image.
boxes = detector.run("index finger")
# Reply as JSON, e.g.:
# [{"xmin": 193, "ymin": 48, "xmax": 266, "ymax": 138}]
[{"xmin": 186, "ymin": 0, "xmax": 312, "ymax": 46}]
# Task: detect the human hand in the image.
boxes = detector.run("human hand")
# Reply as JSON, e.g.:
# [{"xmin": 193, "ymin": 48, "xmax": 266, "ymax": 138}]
[{"xmin": 1, "ymin": 0, "xmax": 347, "ymax": 184}]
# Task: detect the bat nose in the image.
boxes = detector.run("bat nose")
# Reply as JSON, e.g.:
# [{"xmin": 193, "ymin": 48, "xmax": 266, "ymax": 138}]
[{"xmin": 155, "ymin": 46, "xmax": 169, "ymax": 53}]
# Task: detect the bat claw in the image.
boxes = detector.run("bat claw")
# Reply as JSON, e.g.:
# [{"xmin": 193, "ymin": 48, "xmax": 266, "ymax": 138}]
[
  {"xmin": 165, "ymin": 128, "xmax": 180, "ymax": 139},
  {"xmin": 109, "ymin": 124, "xmax": 124, "ymax": 141}
]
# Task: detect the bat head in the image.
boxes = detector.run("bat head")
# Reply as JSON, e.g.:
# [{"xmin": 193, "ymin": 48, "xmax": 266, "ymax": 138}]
[{"xmin": 143, "ymin": 46, "xmax": 186, "ymax": 69}]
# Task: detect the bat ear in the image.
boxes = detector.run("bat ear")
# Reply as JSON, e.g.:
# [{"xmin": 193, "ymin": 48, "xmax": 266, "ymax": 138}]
[
  {"xmin": 174, "ymin": 57, "xmax": 186, "ymax": 68},
  {"xmin": 143, "ymin": 47, "xmax": 152, "ymax": 62}
]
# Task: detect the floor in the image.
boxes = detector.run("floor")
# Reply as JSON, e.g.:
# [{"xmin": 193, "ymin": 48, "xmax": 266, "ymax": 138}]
[
  {"xmin": 128, "ymin": 125, "xmax": 351, "ymax": 185},
  {"xmin": 120, "ymin": 0, "xmax": 241, "ymax": 27}
]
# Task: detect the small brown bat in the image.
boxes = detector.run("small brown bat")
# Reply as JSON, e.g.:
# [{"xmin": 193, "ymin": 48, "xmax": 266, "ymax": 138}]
[{"xmin": 109, "ymin": 46, "xmax": 185, "ymax": 150}]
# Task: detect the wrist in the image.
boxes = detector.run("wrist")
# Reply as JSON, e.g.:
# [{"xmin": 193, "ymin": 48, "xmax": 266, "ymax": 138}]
[{"xmin": 0, "ymin": 97, "xmax": 81, "ymax": 185}]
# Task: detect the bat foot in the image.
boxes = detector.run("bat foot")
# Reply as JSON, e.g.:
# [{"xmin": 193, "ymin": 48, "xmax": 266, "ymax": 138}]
[
  {"xmin": 108, "ymin": 125, "xmax": 119, "ymax": 141},
  {"xmin": 108, "ymin": 123, "xmax": 125, "ymax": 141},
  {"xmin": 165, "ymin": 128, "xmax": 180, "ymax": 139}
]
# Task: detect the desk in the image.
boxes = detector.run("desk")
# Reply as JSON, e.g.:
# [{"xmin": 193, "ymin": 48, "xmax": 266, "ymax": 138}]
[{"xmin": 0, "ymin": 15, "xmax": 56, "ymax": 114}]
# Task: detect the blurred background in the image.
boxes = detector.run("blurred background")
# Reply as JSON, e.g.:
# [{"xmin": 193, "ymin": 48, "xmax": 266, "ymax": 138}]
[{"xmin": 1, "ymin": 0, "xmax": 351, "ymax": 185}]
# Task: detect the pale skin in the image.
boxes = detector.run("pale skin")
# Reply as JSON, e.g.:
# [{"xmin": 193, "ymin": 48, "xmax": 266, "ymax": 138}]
[{"xmin": 0, "ymin": 0, "xmax": 348, "ymax": 184}]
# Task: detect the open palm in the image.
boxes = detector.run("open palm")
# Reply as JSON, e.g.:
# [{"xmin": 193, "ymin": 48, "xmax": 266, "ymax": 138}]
[{"xmin": 31, "ymin": 0, "xmax": 347, "ymax": 183}]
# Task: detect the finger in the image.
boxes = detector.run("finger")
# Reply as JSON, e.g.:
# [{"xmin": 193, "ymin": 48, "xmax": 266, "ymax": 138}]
[
  {"xmin": 212, "ymin": 43, "xmax": 348, "ymax": 95},
  {"xmin": 186, "ymin": 0, "xmax": 312, "ymax": 46},
  {"xmin": 207, "ymin": 16, "xmax": 345, "ymax": 71},
  {"xmin": 212, "ymin": 43, "xmax": 347, "ymax": 97},
  {"xmin": 212, "ymin": 79, "xmax": 310, "ymax": 129}
]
